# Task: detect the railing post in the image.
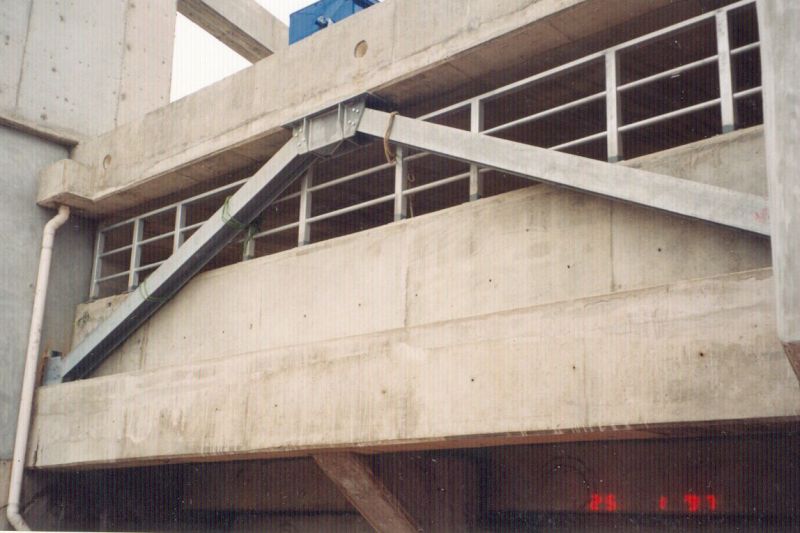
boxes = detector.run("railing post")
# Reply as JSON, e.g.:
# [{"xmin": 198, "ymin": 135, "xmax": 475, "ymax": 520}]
[
  {"xmin": 469, "ymin": 99, "xmax": 485, "ymax": 200},
  {"xmin": 716, "ymin": 11, "xmax": 737, "ymax": 133},
  {"xmin": 242, "ymin": 225, "xmax": 257, "ymax": 261},
  {"xmin": 127, "ymin": 218, "xmax": 143, "ymax": 290},
  {"xmin": 89, "ymin": 229, "xmax": 105, "ymax": 299},
  {"xmin": 605, "ymin": 51, "xmax": 622, "ymax": 163},
  {"xmin": 173, "ymin": 204, "xmax": 185, "ymax": 254},
  {"xmin": 393, "ymin": 145, "xmax": 408, "ymax": 221},
  {"xmin": 298, "ymin": 165, "xmax": 314, "ymax": 245}
]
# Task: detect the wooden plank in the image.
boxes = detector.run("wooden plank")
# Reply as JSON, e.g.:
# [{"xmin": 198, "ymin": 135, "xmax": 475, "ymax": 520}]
[{"xmin": 313, "ymin": 454, "xmax": 420, "ymax": 533}]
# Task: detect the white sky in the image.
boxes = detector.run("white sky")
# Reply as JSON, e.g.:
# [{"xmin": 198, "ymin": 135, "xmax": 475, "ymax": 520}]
[{"xmin": 170, "ymin": 1, "xmax": 320, "ymax": 101}]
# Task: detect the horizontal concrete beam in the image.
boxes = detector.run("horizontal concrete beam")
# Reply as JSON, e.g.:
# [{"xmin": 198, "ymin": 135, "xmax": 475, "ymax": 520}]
[
  {"xmin": 38, "ymin": 0, "xmax": 675, "ymax": 215},
  {"xmin": 27, "ymin": 269, "xmax": 800, "ymax": 469},
  {"xmin": 177, "ymin": 0, "xmax": 287, "ymax": 62}
]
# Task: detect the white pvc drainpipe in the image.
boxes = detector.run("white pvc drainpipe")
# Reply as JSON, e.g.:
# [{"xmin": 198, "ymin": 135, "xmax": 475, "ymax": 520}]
[{"xmin": 7, "ymin": 205, "xmax": 70, "ymax": 531}]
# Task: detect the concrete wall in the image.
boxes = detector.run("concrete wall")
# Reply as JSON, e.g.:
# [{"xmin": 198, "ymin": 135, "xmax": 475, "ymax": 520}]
[
  {"xmin": 0, "ymin": 0, "xmax": 175, "ymax": 138},
  {"xmin": 0, "ymin": 125, "xmax": 94, "ymax": 528},
  {"xmin": 0, "ymin": 0, "xmax": 174, "ymax": 522}
]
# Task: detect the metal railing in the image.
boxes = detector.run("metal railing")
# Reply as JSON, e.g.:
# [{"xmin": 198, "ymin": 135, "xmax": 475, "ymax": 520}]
[{"xmin": 90, "ymin": 0, "xmax": 761, "ymax": 299}]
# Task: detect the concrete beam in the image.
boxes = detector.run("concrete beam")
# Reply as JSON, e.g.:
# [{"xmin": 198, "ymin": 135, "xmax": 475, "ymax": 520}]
[
  {"xmin": 26, "ymin": 269, "xmax": 800, "ymax": 469},
  {"xmin": 177, "ymin": 0, "xmax": 287, "ymax": 62},
  {"xmin": 757, "ymin": 0, "xmax": 800, "ymax": 378},
  {"xmin": 39, "ymin": 0, "xmax": 676, "ymax": 214},
  {"xmin": 313, "ymin": 454, "xmax": 420, "ymax": 533}
]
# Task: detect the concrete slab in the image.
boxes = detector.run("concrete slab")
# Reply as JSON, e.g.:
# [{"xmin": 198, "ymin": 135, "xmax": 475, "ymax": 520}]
[{"xmin": 26, "ymin": 268, "xmax": 800, "ymax": 469}]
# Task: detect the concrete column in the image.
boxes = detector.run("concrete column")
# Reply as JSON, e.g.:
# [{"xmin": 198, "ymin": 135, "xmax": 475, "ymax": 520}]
[
  {"xmin": 3, "ymin": 0, "xmax": 176, "ymax": 137},
  {"xmin": 116, "ymin": 0, "xmax": 177, "ymax": 126},
  {"xmin": 757, "ymin": 0, "xmax": 800, "ymax": 377}
]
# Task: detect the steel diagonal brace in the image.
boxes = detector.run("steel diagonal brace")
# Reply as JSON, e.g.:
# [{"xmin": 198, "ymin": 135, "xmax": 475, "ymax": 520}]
[
  {"xmin": 358, "ymin": 109, "xmax": 770, "ymax": 236},
  {"xmin": 46, "ymin": 99, "xmax": 366, "ymax": 383}
]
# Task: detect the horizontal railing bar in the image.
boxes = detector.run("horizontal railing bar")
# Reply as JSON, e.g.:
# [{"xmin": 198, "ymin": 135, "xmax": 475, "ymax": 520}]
[
  {"xmin": 181, "ymin": 177, "xmax": 248, "ymax": 206},
  {"xmin": 421, "ymin": 0, "xmax": 754, "ymax": 118},
  {"xmin": 606, "ymin": 0, "xmax": 753, "ymax": 54},
  {"xmin": 100, "ymin": 183, "xmax": 245, "ymax": 232},
  {"xmin": 101, "ymin": 201, "xmax": 181, "ymax": 232},
  {"xmin": 304, "ymin": 150, "xmax": 432, "ymax": 195},
  {"xmin": 99, "ymin": 218, "xmax": 135, "ymax": 233},
  {"xmin": 618, "ymin": 98, "xmax": 720, "ymax": 132},
  {"xmin": 273, "ymin": 191, "xmax": 301, "ymax": 204},
  {"xmin": 135, "ymin": 260, "xmax": 166, "ymax": 273},
  {"xmin": 403, "ymin": 172, "xmax": 470, "ymax": 196},
  {"xmin": 95, "ymin": 271, "xmax": 130, "ymax": 283},
  {"xmin": 550, "ymin": 131, "xmax": 607, "ymax": 151},
  {"xmin": 137, "ymin": 232, "xmax": 176, "ymax": 247},
  {"xmin": 731, "ymin": 41, "xmax": 760, "ymax": 55},
  {"xmin": 404, "ymin": 151, "xmax": 431, "ymax": 162},
  {"xmin": 418, "ymin": 100, "xmax": 472, "ymax": 122},
  {"xmin": 309, "ymin": 162, "xmax": 394, "ymax": 193},
  {"xmin": 252, "ymin": 221, "xmax": 300, "ymax": 239},
  {"xmin": 307, "ymin": 194, "xmax": 395, "ymax": 224},
  {"xmin": 180, "ymin": 222, "xmax": 204, "ymax": 233},
  {"xmin": 483, "ymin": 92, "xmax": 606, "ymax": 135},
  {"xmin": 477, "ymin": 55, "xmax": 605, "ymax": 105},
  {"xmin": 98, "ymin": 244, "xmax": 133, "ymax": 258},
  {"xmin": 617, "ymin": 55, "xmax": 719, "ymax": 92},
  {"xmin": 734, "ymin": 86, "xmax": 762, "ymax": 99}
]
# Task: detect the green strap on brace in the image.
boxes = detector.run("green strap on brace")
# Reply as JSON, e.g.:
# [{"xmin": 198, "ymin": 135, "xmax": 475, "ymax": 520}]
[
  {"xmin": 221, "ymin": 196, "xmax": 247, "ymax": 230},
  {"xmin": 138, "ymin": 281, "xmax": 167, "ymax": 303}
]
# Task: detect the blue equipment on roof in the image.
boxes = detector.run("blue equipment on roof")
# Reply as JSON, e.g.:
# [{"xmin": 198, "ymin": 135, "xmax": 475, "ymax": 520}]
[{"xmin": 289, "ymin": 0, "xmax": 380, "ymax": 44}]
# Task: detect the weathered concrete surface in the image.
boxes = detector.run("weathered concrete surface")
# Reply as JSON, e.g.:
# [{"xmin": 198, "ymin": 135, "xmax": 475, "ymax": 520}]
[
  {"xmin": 178, "ymin": 0, "xmax": 287, "ymax": 62},
  {"xmin": 758, "ymin": 0, "xmax": 800, "ymax": 377},
  {"xmin": 0, "ymin": 0, "xmax": 174, "ymax": 139},
  {"xmin": 27, "ymin": 268, "xmax": 800, "ymax": 468},
  {"xmin": 622, "ymin": 126, "xmax": 766, "ymax": 197},
  {"xmin": 71, "ymin": 129, "xmax": 771, "ymax": 376},
  {"xmin": 0, "ymin": 460, "xmax": 9, "ymax": 529},
  {"xmin": 0, "ymin": 127, "xmax": 94, "ymax": 462},
  {"xmin": 39, "ymin": 0, "xmax": 678, "ymax": 214}
]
